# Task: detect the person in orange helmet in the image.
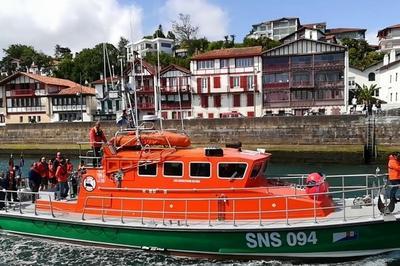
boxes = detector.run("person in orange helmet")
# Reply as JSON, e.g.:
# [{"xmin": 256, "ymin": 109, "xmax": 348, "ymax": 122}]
[{"xmin": 388, "ymin": 152, "xmax": 400, "ymax": 201}]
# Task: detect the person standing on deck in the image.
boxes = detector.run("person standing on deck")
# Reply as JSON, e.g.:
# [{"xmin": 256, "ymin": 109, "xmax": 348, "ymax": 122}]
[
  {"xmin": 388, "ymin": 152, "xmax": 400, "ymax": 201},
  {"xmin": 89, "ymin": 121, "xmax": 107, "ymax": 167},
  {"xmin": 28, "ymin": 160, "xmax": 46, "ymax": 203},
  {"xmin": 39, "ymin": 157, "xmax": 49, "ymax": 191},
  {"xmin": 55, "ymin": 159, "xmax": 69, "ymax": 200}
]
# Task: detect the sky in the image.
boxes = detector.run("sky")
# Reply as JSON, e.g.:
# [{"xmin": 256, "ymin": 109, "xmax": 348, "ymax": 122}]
[{"xmin": 0, "ymin": 0, "xmax": 399, "ymax": 59}]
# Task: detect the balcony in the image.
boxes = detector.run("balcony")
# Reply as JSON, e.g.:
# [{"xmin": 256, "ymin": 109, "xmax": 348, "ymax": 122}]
[
  {"xmin": 263, "ymin": 101, "xmax": 290, "ymax": 108},
  {"xmin": 53, "ymin": 105, "xmax": 86, "ymax": 112},
  {"xmin": 290, "ymin": 81, "xmax": 314, "ymax": 88},
  {"xmin": 160, "ymin": 85, "xmax": 191, "ymax": 93},
  {"xmin": 291, "ymin": 63, "xmax": 313, "ymax": 69},
  {"xmin": 137, "ymin": 86, "xmax": 155, "ymax": 93},
  {"xmin": 137, "ymin": 102, "xmax": 154, "ymax": 110},
  {"xmin": 314, "ymin": 60, "xmax": 344, "ymax": 69},
  {"xmin": 290, "ymin": 100, "xmax": 315, "ymax": 107},
  {"xmin": 9, "ymin": 89, "xmax": 35, "ymax": 97},
  {"xmin": 316, "ymin": 81, "xmax": 344, "ymax": 88},
  {"xmin": 264, "ymin": 82, "xmax": 290, "ymax": 89},
  {"xmin": 7, "ymin": 106, "xmax": 46, "ymax": 113},
  {"xmin": 264, "ymin": 64, "xmax": 289, "ymax": 73},
  {"xmin": 161, "ymin": 102, "xmax": 191, "ymax": 110}
]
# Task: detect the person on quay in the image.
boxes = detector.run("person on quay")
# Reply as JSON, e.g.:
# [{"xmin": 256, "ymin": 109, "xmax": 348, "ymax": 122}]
[
  {"xmin": 89, "ymin": 121, "xmax": 107, "ymax": 167},
  {"xmin": 3, "ymin": 166, "xmax": 18, "ymax": 204},
  {"xmin": 39, "ymin": 157, "xmax": 49, "ymax": 191},
  {"xmin": 28, "ymin": 160, "xmax": 45, "ymax": 203},
  {"xmin": 55, "ymin": 159, "xmax": 69, "ymax": 200},
  {"xmin": 388, "ymin": 152, "xmax": 400, "ymax": 202}
]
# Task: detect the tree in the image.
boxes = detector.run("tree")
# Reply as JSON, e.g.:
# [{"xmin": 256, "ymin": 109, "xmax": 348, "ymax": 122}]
[
  {"xmin": 172, "ymin": 13, "xmax": 199, "ymax": 45},
  {"xmin": 54, "ymin": 44, "xmax": 72, "ymax": 59},
  {"xmin": 341, "ymin": 38, "xmax": 384, "ymax": 69},
  {"xmin": 117, "ymin": 36, "xmax": 129, "ymax": 65},
  {"xmin": 153, "ymin": 24, "xmax": 166, "ymax": 38},
  {"xmin": 166, "ymin": 31, "xmax": 176, "ymax": 40},
  {"xmin": 355, "ymin": 83, "xmax": 380, "ymax": 114},
  {"xmin": 241, "ymin": 36, "xmax": 281, "ymax": 50},
  {"xmin": 144, "ymin": 52, "xmax": 190, "ymax": 69},
  {"xmin": 1, "ymin": 44, "xmax": 52, "ymax": 74}
]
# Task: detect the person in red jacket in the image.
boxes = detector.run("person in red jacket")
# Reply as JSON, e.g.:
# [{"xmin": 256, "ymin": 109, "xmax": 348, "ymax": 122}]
[
  {"xmin": 28, "ymin": 159, "xmax": 47, "ymax": 203},
  {"xmin": 38, "ymin": 157, "xmax": 49, "ymax": 191},
  {"xmin": 89, "ymin": 121, "xmax": 107, "ymax": 167},
  {"xmin": 55, "ymin": 159, "xmax": 69, "ymax": 200},
  {"xmin": 388, "ymin": 152, "xmax": 400, "ymax": 201}
]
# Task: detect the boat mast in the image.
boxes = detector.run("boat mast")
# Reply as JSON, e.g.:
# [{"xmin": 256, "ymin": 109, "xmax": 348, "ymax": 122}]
[
  {"xmin": 177, "ymin": 74, "xmax": 184, "ymax": 131},
  {"xmin": 156, "ymin": 36, "xmax": 163, "ymax": 130},
  {"xmin": 103, "ymin": 43, "xmax": 108, "ymax": 97}
]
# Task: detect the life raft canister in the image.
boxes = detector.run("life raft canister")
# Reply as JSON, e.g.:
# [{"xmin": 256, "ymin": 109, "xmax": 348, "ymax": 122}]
[{"xmin": 305, "ymin": 172, "xmax": 330, "ymax": 201}]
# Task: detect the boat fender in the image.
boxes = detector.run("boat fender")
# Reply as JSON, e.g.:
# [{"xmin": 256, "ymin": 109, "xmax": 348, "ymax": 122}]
[{"xmin": 305, "ymin": 172, "xmax": 329, "ymax": 200}]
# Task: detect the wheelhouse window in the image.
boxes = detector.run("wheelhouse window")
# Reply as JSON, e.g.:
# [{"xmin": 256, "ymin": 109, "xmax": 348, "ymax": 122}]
[
  {"xmin": 190, "ymin": 162, "xmax": 211, "ymax": 178},
  {"xmin": 138, "ymin": 161, "xmax": 157, "ymax": 176},
  {"xmin": 163, "ymin": 162, "xmax": 183, "ymax": 177},
  {"xmin": 250, "ymin": 162, "xmax": 263, "ymax": 178},
  {"xmin": 218, "ymin": 163, "xmax": 247, "ymax": 179}
]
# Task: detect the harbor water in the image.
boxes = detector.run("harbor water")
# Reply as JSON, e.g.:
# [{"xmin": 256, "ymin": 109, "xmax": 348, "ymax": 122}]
[{"xmin": 0, "ymin": 156, "xmax": 396, "ymax": 265}]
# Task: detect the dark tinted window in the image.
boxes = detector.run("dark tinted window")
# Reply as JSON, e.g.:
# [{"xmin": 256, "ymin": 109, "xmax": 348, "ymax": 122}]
[
  {"xmin": 218, "ymin": 163, "xmax": 247, "ymax": 178},
  {"xmin": 138, "ymin": 162, "xmax": 157, "ymax": 176},
  {"xmin": 190, "ymin": 163, "xmax": 210, "ymax": 178},
  {"xmin": 250, "ymin": 162, "xmax": 263, "ymax": 178},
  {"xmin": 164, "ymin": 162, "xmax": 183, "ymax": 177}
]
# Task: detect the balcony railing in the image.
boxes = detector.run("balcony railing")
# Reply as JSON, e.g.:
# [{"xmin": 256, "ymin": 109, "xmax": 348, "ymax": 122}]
[
  {"xmin": 9, "ymin": 89, "xmax": 35, "ymax": 97},
  {"xmin": 264, "ymin": 82, "xmax": 290, "ymax": 89},
  {"xmin": 137, "ymin": 103, "xmax": 154, "ymax": 109},
  {"xmin": 291, "ymin": 81, "xmax": 314, "ymax": 88},
  {"xmin": 161, "ymin": 102, "xmax": 191, "ymax": 110},
  {"xmin": 137, "ymin": 86, "xmax": 154, "ymax": 93},
  {"xmin": 314, "ymin": 60, "xmax": 344, "ymax": 68},
  {"xmin": 264, "ymin": 64, "xmax": 289, "ymax": 72},
  {"xmin": 316, "ymin": 81, "xmax": 344, "ymax": 88},
  {"xmin": 291, "ymin": 63, "xmax": 313, "ymax": 69},
  {"xmin": 160, "ymin": 85, "xmax": 191, "ymax": 93},
  {"xmin": 53, "ymin": 105, "xmax": 87, "ymax": 112},
  {"xmin": 7, "ymin": 106, "xmax": 46, "ymax": 113}
]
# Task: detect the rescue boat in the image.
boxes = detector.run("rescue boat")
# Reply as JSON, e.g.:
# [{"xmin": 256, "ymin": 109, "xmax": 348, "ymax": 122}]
[{"xmin": 0, "ymin": 120, "xmax": 398, "ymax": 260}]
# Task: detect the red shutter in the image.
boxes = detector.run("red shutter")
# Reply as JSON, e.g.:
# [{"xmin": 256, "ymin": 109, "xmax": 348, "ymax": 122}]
[
  {"xmin": 161, "ymin": 78, "xmax": 167, "ymax": 87},
  {"xmin": 207, "ymin": 77, "xmax": 210, "ymax": 93},
  {"xmin": 230, "ymin": 77, "xmax": 234, "ymax": 88},
  {"xmin": 201, "ymin": 95, "xmax": 209, "ymax": 108},
  {"xmin": 240, "ymin": 76, "xmax": 247, "ymax": 90},
  {"xmin": 214, "ymin": 95, "xmax": 221, "ymax": 107},
  {"xmin": 213, "ymin": 76, "xmax": 221, "ymax": 88},
  {"xmin": 254, "ymin": 75, "xmax": 257, "ymax": 91},
  {"xmin": 233, "ymin": 94, "xmax": 241, "ymax": 107},
  {"xmin": 208, "ymin": 113, "xmax": 214, "ymax": 119},
  {"xmin": 247, "ymin": 94, "xmax": 254, "ymax": 106},
  {"xmin": 197, "ymin": 78, "xmax": 201, "ymax": 93}
]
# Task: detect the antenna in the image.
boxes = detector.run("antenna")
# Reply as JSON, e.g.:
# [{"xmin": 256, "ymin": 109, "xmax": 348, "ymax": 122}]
[{"xmin": 156, "ymin": 32, "xmax": 163, "ymax": 130}]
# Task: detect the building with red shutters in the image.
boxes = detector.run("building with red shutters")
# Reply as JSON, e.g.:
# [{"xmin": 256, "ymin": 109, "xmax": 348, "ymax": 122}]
[{"xmin": 190, "ymin": 46, "xmax": 263, "ymax": 119}]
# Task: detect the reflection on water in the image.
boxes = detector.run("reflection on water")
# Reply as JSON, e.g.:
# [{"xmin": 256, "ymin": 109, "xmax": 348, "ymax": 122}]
[{"xmin": 0, "ymin": 155, "xmax": 393, "ymax": 265}]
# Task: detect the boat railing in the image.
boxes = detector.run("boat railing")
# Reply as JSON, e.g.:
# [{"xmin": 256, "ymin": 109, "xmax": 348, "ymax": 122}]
[{"xmin": 78, "ymin": 184, "xmax": 386, "ymax": 227}]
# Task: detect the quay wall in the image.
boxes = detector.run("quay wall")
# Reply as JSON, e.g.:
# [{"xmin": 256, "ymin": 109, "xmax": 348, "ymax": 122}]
[{"xmin": 0, "ymin": 115, "xmax": 398, "ymax": 146}]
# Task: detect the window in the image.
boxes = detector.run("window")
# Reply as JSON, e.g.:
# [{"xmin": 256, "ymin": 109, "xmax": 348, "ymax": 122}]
[
  {"xmin": 247, "ymin": 75, "xmax": 254, "ymax": 89},
  {"xmin": 208, "ymin": 113, "xmax": 214, "ymax": 118},
  {"xmin": 37, "ymin": 116, "xmax": 41, "ymax": 122},
  {"xmin": 220, "ymin": 59, "xmax": 229, "ymax": 68},
  {"xmin": 190, "ymin": 162, "xmax": 211, "ymax": 178},
  {"xmin": 201, "ymin": 78, "xmax": 208, "ymax": 89},
  {"xmin": 235, "ymin": 57, "xmax": 253, "ymax": 68},
  {"xmin": 213, "ymin": 95, "xmax": 221, "ymax": 107},
  {"xmin": 250, "ymin": 162, "xmax": 263, "ymax": 178},
  {"xmin": 390, "ymin": 75, "xmax": 392, "ymax": 83},
  {"xmin": 201, "ymin": 95, "xmax": 209, "ymax": 108},
  {"xmin": 247, "ymin": 94, "xmax": 254, "ymax": 106},
  {"xmin": 368, "ymin": 72, "xmax": 375, "ymax": 81},
  {"xmin": 138, "ymin": 162, "xmax": 157, "ymax": 176},
  {"xmin": 19, "ymin": 116, "xmax": 23, "ymax": 123},
  {"xmin": 163, "ymin": 162, "xmax": 183, "ymax": 177},
  {"xmin": 0, "ymin": 115, "xmax": 4, "ymax": 123},
  {"xmin": 264, "ymin": 73, "xmax": 289, "ymax": 83},
  {"xmin": 161, "ymin": 42, "xmax": 172, "ymax": 48},
  {"xmin": 218, "ymin": 163, "xmax": 247, "ymax": 179},
  {"xmin": 232, "ymin": 77, "xmax": 240, "ymax": 87},
  {"xmin": 197, "ymin": 60, "xmax": 214, "ymax": 69},
  {"xmin": 233, "ymin": 94, "xmax": 241, "ymax": 107}
]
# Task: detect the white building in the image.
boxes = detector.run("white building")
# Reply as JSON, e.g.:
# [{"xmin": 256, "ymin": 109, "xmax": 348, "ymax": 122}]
[
  {"xmin": 126, "ymin": 37, "xmax": 174, "ymax": 61},
  {"xmin": 247, "ymin": 17, "xmax": 300, "ymax": 41},
  {"xmin": 378, "ymin": 24, "xmax": 400, "ymax": 53},
  {"xmin": 190, "ymin": 46, "xmax": 263, "ymax": 118},
  {"xmin": 92, "ymin": 76, "xmax": 122, "ymax": 120}
]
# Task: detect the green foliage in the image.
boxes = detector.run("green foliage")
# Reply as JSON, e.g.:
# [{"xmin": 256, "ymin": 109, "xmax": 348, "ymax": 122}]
[
  {"xmin": 355, "ymin": 83, "xmax": 380, "ymax": 105},
  {"xmin": 240, "ymin": 36, "xmax": 281, "ymax": 50},
  {"xmin": 1, "ymin": 44, "xmax": 52, "ymax": 75},
  {"xmin": 54, "ymin": 44, "xmax": 72, "ymax": 59},
  {"xmin": 54, "ymin": 43, "xmax": 119, "ymax": 83},
  {"xmin": 172, "ymin": 13, "xmax": 199, "ymax": 44},
  {"xmin": 153, "ymin": 25, "xmax": 166, "ymax": 38},
  {"xmin": 144, "ymin": 52, "xmax": 190, "ymax": 69},
  {"xmin": 341, "ymin": 38, "xmax": 384, "ymax": 69}
]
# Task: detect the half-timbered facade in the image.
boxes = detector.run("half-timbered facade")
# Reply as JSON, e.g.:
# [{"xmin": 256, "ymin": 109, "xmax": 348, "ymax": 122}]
[
  {"xmin": 262, "ymin": 39, "xmax": 348, "ymax": 115},
  {"xmin": 190, "ymin": 47, "xmax": 263, "ymax": 118},
  {"xmin": 0, "ymin": 72, "xmax": 96, "ymax": 123},
  {"xmin": 160, "ymin": 64, "xmax": 192, "ymax": 120}
]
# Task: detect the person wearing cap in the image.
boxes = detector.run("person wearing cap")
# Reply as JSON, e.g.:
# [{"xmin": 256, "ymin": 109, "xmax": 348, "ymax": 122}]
[
  {"xmin": 388, "ymin": 152, "xmax": 400, "ymax": 201},
  {"xmin": 89, "ymin": 121, "xmax": 107, "ymax": 167}
]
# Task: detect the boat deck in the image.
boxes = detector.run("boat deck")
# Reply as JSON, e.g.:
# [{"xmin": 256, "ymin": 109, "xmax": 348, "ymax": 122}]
[{"xmin": 0, "ymin": 197, "xmax": 397, "ymax": 230}]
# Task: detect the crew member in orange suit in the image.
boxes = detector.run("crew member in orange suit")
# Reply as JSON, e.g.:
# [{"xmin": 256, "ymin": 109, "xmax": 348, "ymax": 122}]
[
  {"xmin": 89, "ymin": 121, "xmax": 107, "ymax": 167},
  {"xmin": 388, "ymin": 152, "xmax": 400, "ymax": 201}
]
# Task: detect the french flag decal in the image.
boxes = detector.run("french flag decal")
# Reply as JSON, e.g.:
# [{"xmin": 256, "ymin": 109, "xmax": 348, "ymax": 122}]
[{"xmin": 332, "ymin": 231, "xmax": 358, "ymax": 243}]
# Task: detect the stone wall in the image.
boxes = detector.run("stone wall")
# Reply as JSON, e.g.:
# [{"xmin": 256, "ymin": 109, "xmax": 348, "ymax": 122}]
[{"xmin": 0, "ymin": 115, "xmax": 399, "ymax": 146}]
